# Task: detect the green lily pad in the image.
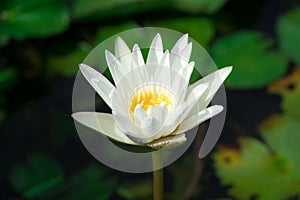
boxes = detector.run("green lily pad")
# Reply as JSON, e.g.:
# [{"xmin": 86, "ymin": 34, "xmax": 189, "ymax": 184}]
[
  {"xmin": 60, "ymin": 165, "xmax": 114, "ymax": 200},
  {"xmin": 276, "ymin": 8, "xmax": 300, "ymax": 65},
  {"xmin": 268, "ymin": 70, "xmax": 300, "ymax": 120},
  {"xmin": 281, "ymin": 80, "xmax": 300, "ymax": 120},
  {"xmin": 260, "ymin": 115, "xmax": 300, "ymax": 179},
  {"xmin": 214, "ymin": 136, "xmax": 300, "ymax": 200},
  {"xmin": 210, "ymin": 31, "xmax": 288, "ymax": 89},
  {"xmin": 9, "ymin": 154, "xmax": 64, "ymax": 199},
  {"xmin": 282, "ymin": 87, "xmax": 300, "ymax": 120},
  {"xmin": 0, "ymin": 0, "xmax": 69, "ymax": 39}
]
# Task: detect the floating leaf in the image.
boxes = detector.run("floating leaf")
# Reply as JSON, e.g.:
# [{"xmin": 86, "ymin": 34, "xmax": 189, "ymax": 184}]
[
  {"xmin": 276, "ymin": 8, "xmax": 300, "ymax": 65},
  {"xmin": 174, "ymin": 0, "xmax": 228, "ymax": 14},
  {"xmin": 9, "ymin": 154, "xmax": 64, "ymax": 199},
  {"xmin": 260, "ymin": 115, "xmax": 300, "ymax": 179},
  {"xmin": 60, "ymin": 165, "xmax": 114, "ymax": 200},
  {"xmin": 211, "ymin": 31, "xmax": 288, "ymax": 89},
  {"xmin": 0, "ymin": 0, "xmax": 69, "ymax": 39},
  {"xmin": 214, "ymin": 136, "xmax": 300, "ymax": 200},
  {"xmin": 268, "ymin": 69, "xmax": 300, "ymax": 120}
]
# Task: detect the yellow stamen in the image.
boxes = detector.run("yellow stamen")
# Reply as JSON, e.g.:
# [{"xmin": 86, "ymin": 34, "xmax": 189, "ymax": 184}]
[{"xmin": 130, "ymin": 84, "xmax": 176, "ymax": 119}]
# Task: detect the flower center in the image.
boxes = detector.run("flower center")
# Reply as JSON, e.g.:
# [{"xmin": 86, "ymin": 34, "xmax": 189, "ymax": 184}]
[{"xmin": 130, "ymin": 84, "xmax": 177, "ymax": 118}]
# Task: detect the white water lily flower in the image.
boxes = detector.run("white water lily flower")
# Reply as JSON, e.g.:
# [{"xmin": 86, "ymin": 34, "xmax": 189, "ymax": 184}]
[{"xmin": 72, "ymin": 33, "xmax": 232, "ymax": 149}]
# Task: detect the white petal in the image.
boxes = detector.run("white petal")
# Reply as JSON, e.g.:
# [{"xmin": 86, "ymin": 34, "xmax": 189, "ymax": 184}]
[
  {"xmin": 115, "ymin": 36, "xmax": 132, "ymax": 69},
  {"xmin": 186, "ymin": 61, "xmax": 194, "ymax": 81},
  {"xmin": 159, "ymin": 50, "xmax": 170, "ymax": 67},
  {"xmin": 132, "ymin": 44, "xmax": 145, "ymax": 67},
  {"xmin": 140, "ymin": 116, "xmax": 162, "ymax": 137},
  {"xmin": 113, "ymin": 111, "xmax": 163, "ymax": 144},
  {"xmin": 160, "ymin": 102, "xmax": 188, "ymax": 137},
  {"xmin": 110, "ymin": 89, "xmax": 128, "ymax": 116},
  {"xmin": 79, "ymin": 63, "xmax": 115, "ymax": 108},
  {"xmin": 72, "ymin": 112, "xmax": 138, "ymax": 145},
  {"xmin": 105, "ymin": 50, "xmax": 127, "ymax": 83},
  {"xmin": 115, "ymin": 36, "xmax": 130, "ymax": 58},
  {"xmin": 124, "ymin": 116, "xmax": 163, "ymax": 144},
  {"xmin": 186, "ymin": 83, "xmax": 209, "ymax": 105},
  {"xmin": 133, "ymin": 104, "xmax": 148, "ymax": 125},
  {"xmin": 174, "ymin": 105, "xmax": 224, "ymax": 135},
  {"xmin": 185, "ymin": 66, "xmax": 232, "ymax": 117},
  {"xmin": 113, "ymin": 112, "xmax": 141, "ymax": 136},
  {"xmin": 152, "ymin": 103, "xmax": 167, "ymax": 123},
  {"xmin": 171, "ymin": 34, "xmax": 188, "ymax": 55},
  {"xmin": 147, "ymin": 33, "xmax": 163, "ymax": 64},
  {"xmin": 180, "ymin": 42, "xmax": 192, "ymax": 62}
]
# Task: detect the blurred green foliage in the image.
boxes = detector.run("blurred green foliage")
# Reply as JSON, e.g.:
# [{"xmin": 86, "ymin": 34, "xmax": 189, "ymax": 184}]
[
  {"xmin": 0, "ymin": 0, "xmax": 69, "ymax": 39},
  {"xmin": 214, "ymin": 70, "xmax": 300, "ymax": 199},
  {"xmin": 1, "ymin": 0, "xmax": 300, "ymax": 199},
  {"xmin": 211, "ymin": 31, "xmax": 288, "ymax": 89},
  {"xmin": 9, "ymin": 154, "xmax": 64, "ymax": 199},
  {"xmin": 277, "ymin": 7, "xmax": 300, "ymax": 65}
]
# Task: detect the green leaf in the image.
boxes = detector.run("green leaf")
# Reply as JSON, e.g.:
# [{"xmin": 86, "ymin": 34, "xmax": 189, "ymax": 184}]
[
  {"xmin": 61, "ymin": 165, "xmax": 114, "ymax": 200},
  {"xmin": 210, "ymin": 31, "xmax": 288, "ymax": 89},
  {"xmin": 0, "ymin": 68, "xmax": 18, "ymax": 91},
  {"xmin": 146, "ymin": 17, "xmax": 215, "ymax": 47},
  {"xmin": 9, "ymin": 154, "xmax": 64, "ymax": 199},
  {"xmin": 281, "ymin": 81, "xmax": 300, "ymax": 120},
  {"xmin": 276, "ymin": 8, "xmax": 300, "ymax": 65},
  {"xmin": 214, "ymin": 136, "xmax": 300, "ymax": 200},
  {"xmin": 260, "ymin": 115, "xmax": 300, "ymax": 179},
  {"xmin": 174, "ymin": 0, "xmax": 228, "ymax": 14},
  {"xmin": 0, "ymin": 0, "xmax": 69, "ymax": 39},
  {"xmin": 268, "ymin": 71, "xmax": 300, "ymax": 120}
]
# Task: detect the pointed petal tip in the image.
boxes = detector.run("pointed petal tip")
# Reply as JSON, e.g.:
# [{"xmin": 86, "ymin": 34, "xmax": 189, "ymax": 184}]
[
  {"xmin": 213, "ymin": 105, "xmax": 224, "ymax": 113},
  {"xmin": 115, "ymin": 36, "xmax": 123, "ymax": 43},
  {"xmin": 105, "ymin": 50, "xmax": 116, "ymax": 64},
  {"xmin": 79, "ymin": 63, "xmax": 89, "ymax": 70},
  {"xmin": 78, "ymin": 63, "xmax": 99, "ymax": 78},
  {"xmin": 71, "ymin": 113, "xmax": 76, "ymax": 119},
  {"xmin": 181, "ymin": 33, "xmax": 189, "ymax": 41},
  {"xmin": 133, "ymin": 43, "xmax": 139, "ymax": 50},
  {"xmin": 221, "ymin": 66, "xmax": 233, "ymax": 75},
  {"xmin": 150, "ymin": 33, "xmax": 163, "ymax": 49}
]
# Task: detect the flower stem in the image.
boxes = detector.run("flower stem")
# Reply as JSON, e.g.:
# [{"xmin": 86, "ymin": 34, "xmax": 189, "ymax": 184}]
[{"xmin": 152, "ymin": 152, "xmax": 164, "ymax": 200}]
